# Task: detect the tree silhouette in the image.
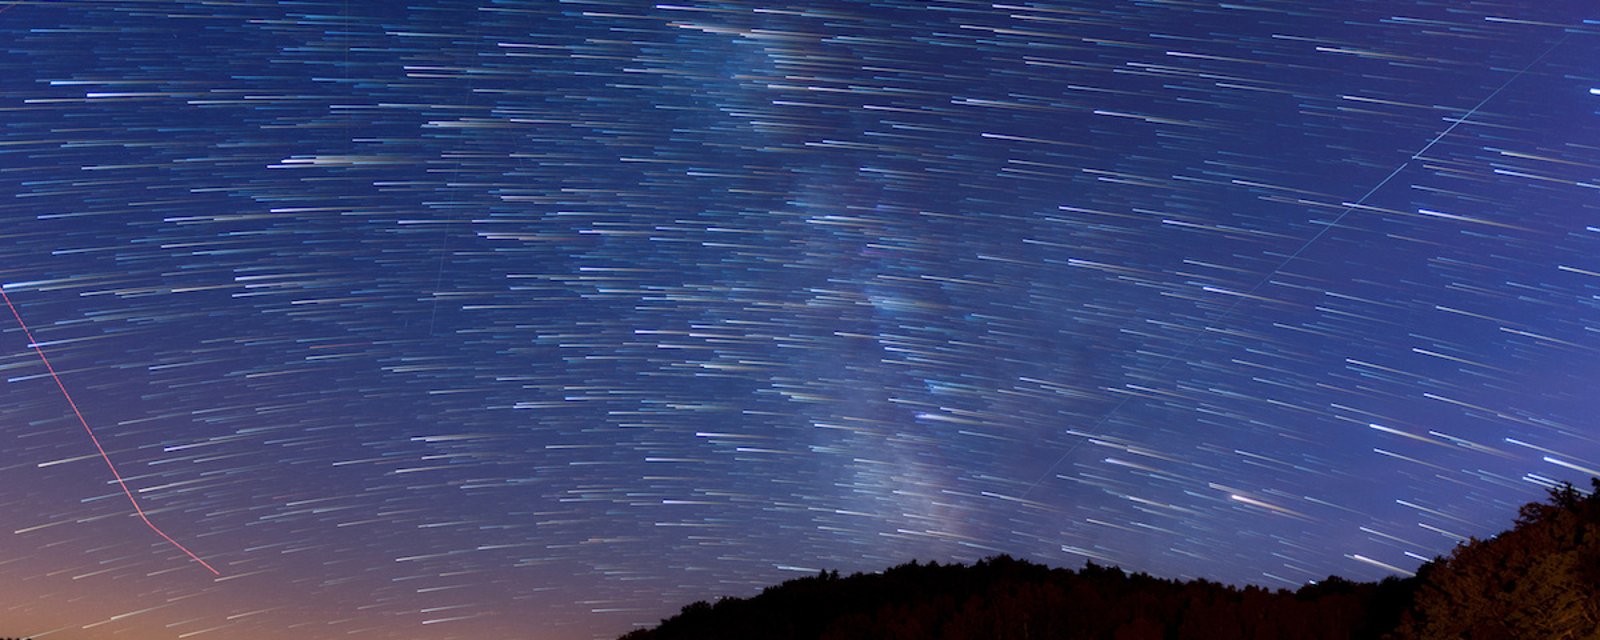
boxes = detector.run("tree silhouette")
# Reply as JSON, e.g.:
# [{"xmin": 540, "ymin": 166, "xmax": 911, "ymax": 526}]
[
  {"xmin": 1393, "ymin": 480, "xmax": 1600, "ymax": 640},
  {"xmin": 622, "ymin": 554, "xmax": 1412, "ymax": 640},
  {"xmin": 623, "ymin": 483, "xmax": 1600, "ymax": 640}
]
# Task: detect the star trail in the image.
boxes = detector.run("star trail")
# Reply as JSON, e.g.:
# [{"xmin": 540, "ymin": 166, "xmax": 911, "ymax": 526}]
[{"xmin": 1, "ymin": 1, "xmax": 1597, "ymax": 639}]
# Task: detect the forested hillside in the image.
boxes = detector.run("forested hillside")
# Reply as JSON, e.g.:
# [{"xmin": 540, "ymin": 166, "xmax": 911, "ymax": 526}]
[{"xmin": 623, "ymin": 481, "xmax": 1600, "ymax": 640}]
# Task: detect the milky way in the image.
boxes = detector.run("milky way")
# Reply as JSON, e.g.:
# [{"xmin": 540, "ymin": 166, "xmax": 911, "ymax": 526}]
[{"xmin": 1, "ymin": 2, "xmax": 1597, "ymax": 639}]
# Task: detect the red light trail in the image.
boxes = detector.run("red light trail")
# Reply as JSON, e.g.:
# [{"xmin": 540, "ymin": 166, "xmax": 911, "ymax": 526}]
[{"xmin": 1, "ymin": 286, "xmax": 220, "ymax": 576}]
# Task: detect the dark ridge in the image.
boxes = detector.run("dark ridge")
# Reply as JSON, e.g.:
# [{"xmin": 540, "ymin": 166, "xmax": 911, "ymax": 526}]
[{"xmin": 622, "ymin": 479, "xmax": 1600, "ymax": 639}]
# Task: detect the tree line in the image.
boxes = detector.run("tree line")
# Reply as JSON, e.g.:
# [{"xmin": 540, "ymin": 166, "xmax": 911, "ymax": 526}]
[{"xmin": 623, "ymin": 479, "xmax": 1600, "ymax": 639}]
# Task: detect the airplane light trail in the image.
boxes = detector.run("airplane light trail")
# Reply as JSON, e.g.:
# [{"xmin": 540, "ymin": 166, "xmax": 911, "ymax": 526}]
[{"xmin": 0, "ymin": 285, "xmax": 220, "ymax": 576}]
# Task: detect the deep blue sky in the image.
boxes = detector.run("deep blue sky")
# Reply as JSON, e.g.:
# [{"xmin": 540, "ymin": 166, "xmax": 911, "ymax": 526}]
[{"xmin": 1, "ymin": 1, "xmax": 1597, "ymax": 639}]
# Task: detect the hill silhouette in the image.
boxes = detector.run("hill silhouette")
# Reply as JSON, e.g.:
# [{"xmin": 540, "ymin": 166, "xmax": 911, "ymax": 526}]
[{"xmin": 622, "ymin": 480, "xmax": 1600, "ymax": 639}]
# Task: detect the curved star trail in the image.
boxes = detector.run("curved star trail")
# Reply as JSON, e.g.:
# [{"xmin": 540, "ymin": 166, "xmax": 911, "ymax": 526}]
[{"xmin": 0, "ymin": 2, "xmax": 1597, "ymax": 639}]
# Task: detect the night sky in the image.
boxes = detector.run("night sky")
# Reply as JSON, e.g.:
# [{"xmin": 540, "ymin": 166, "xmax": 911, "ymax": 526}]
[{"xmin": 1, "ymin": 1, "xmax": 1597, "ymax": 639}]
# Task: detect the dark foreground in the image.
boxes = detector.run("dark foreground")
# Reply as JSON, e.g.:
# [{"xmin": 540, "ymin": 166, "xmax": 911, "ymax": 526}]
[{"xmin": 623, "ymin": 480, "xmax": 1600, "ymax": 639}]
